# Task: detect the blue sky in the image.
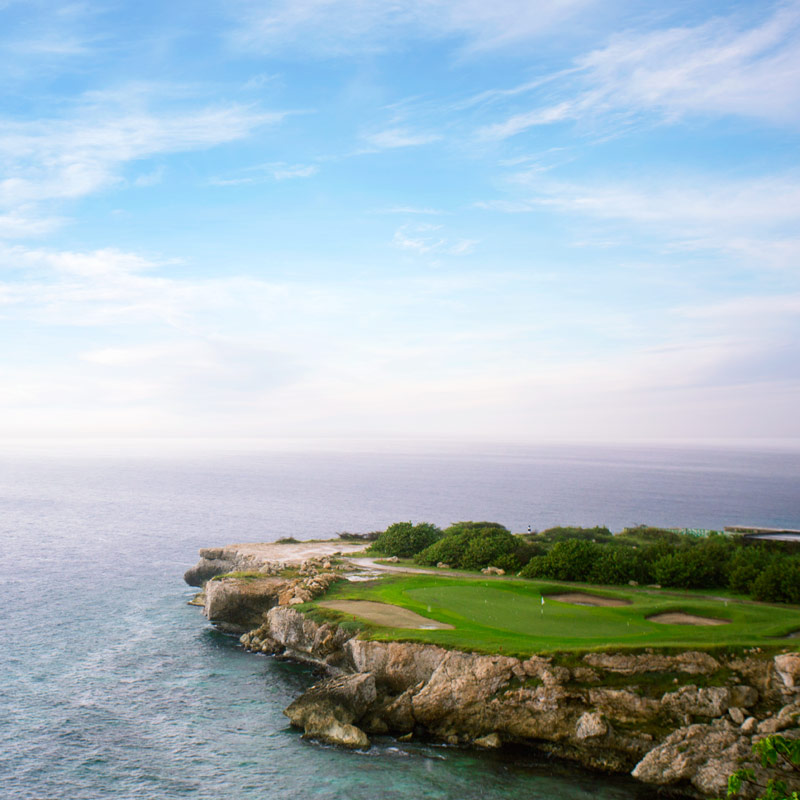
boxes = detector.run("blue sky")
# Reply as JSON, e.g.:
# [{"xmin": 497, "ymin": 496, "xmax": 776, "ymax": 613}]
[{"xmin": 2, "ymin": 0, "xmax": 799, "ymax": 441}]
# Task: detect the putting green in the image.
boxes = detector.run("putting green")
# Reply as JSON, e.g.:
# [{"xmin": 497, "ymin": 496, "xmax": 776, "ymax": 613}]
[
  {"xmin": 309, "ymin": 574, "xmax": 800, "ymax": 654},
  {"xmin": 407, "ymin": 585, "xmax": 651, "ymax": 640}
]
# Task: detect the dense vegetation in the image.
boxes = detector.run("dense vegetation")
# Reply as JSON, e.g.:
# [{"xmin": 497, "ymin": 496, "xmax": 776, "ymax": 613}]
[
  {"xmin": 368, "ymin": 521, "xmax": 443, "ymax": 558},
  {"xmin": 368, "ymin": 521, "xmax": 800, "ymax": 604}
]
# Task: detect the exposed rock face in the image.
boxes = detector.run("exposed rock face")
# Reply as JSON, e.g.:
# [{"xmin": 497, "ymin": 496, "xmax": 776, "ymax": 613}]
[
  {"xmin": 187, "ymin": 554, "xmax": 800, "ymax": 799},
  {"xmin": 203, "ymin": 576, "xmax": 288, "ymax": 632},
  {"xmin": 284, "ymin": 673, "xmax": 376, "ymax": 748},
  {"xmin": 583, "ymin": 651, "xmax": 720, "ymax": 675},
  {"xmin": 237, "ymin": 606, "xmax": 800, "ymax": 797}
]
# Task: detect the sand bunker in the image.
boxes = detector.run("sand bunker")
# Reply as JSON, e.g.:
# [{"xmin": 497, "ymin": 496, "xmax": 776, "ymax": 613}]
[
  {"xmin": 318, "ymin": 600, "xmax": 454, "ymax": 630},
  {"xmin": 548, "ymin": 592, "xmax": 630, "ymax": 607},
  {"xmin": 647, "ymin": 612, "xmax": 729, "ymax": 626}
]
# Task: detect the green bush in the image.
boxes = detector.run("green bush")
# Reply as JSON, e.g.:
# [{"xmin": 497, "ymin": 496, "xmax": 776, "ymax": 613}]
[
  {"xmin": 536, "ymin": 525, "xmax": 613, "ymax": 544},
  {"xmin": 414, "ymin": 521, "xmax": 517, "ymax": 570},
  {"xmin": 369, "ymin": 521, "xmax": 442, "ymax": 558},
  {"xmin": 589, "ymin": 546, "xmax": 650, "ymax": 585},
  {"xmin": 751, "ymin": 558, "xmax": 800, "ymax": 604}
]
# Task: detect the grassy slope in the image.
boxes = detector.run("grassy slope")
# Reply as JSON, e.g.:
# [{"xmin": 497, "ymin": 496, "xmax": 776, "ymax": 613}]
[{"xmin": 305, "ymin": 574, "xmax": 800, "ymax": 657}]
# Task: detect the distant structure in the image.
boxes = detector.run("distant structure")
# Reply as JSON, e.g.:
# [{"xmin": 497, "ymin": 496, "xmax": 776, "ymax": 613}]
[{"xmin": 724, "ymin": 526, "xmax": 800, "ymax": 543}]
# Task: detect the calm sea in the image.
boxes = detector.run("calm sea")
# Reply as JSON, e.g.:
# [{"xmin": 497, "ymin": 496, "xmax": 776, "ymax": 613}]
[{"xmin": 3, "ymin": 440, "xmax": 799, "ymax": 800}]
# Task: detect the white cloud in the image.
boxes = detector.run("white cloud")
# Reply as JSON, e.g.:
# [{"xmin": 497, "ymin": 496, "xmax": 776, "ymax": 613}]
[
  {"xmin": 229, "ymin": 0, "xmax": 595, "ymax": 56},
  {"xmin": 495, "ymin": 171, "xmax": 800, "ymax": 268},
  {"xmin": 392, "ymin": 223, "xmax": 478, "ymax": 256},
  {"xmin": 271, "ymin": 163, "xmax": 318, "ymax": 180},
  {"xmin": 479, "ymin": 2, "xmax": 800, "ymax": 138},
  {"xmin": 0, "ymin": 96, "xmax": 286, "ymax": 218},
  {"xmin": 364, "ymin": 128, "xmax": 442, "ymax": 149}
]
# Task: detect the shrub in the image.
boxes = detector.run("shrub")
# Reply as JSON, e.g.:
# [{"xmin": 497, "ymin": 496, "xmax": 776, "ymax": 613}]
[
  {"xmin": 536, "ymin": 526, "xmax": 613, "ymax": 544},
  {"xmin": 751, "ymin": 558, "xmax": 800, "ymax": 604},
  {"xmin": 414, "ymin": 521, "xmax": 517, "ymax": 571},
  {"xmin": 369, "ymin": 521, "xmax": 442, "ymax": 558},
  {"xmin": 589, "ymin": 546, "xmax": 650, "ymax": 585}
]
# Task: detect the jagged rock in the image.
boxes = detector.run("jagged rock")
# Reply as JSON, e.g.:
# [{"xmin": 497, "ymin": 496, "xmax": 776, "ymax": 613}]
[
  {"xmin": 474, "ymin": 732, "xmax": 502, "ymax": 748},
  {"xmin": 584, "ymin": 651, "xmax": 720, "ymax": 676},
  {"xmin": 730, "ymin": 684, "xmax": 759, "ymax": 708},
  {"xmin": 521, "ymin": 655, "xmax": 571, "ymax": 685},
  {"xmin": 184, "ymin": 557, "xmax": 236, "ymax": 586},
  {"xmin": 411, "ymin": 651, "xmax": 517, "ymax": 732},
  {"xmin": 729, "ymin": 706, "xmax": 745, "ymax": 724},
  {"xmin": 576, "ymin": 712, "xmax": 608, "ymax": 740},
  {"xmin": 203, "ymin": 576, "xmax": 287, "ymax": 631},
  {"xmin": 775, "ymin": 653, "xmax": 800, "ymax": 691},
  {"xmin": 661, "ymin": 686, "xmax": 731, "ymax": 719},
  {"xmin": 589, "ymin": 688, "xmax": 660, "ymax": 722},
  {"xmin": 571, "ymin": 666, "xmax": 601, "ymax": 683},
  {"xmin": 757, "ymin": 702, "xmax": 800, "ymax": 733},
  {"xmin": 284, "ymin": 672, "xmax": 376, "ymax": 749},
  {"xmin": 741, "ymin": 716, "xmax": 757, "ymax": 734},
  {"xmin": 345, "ymin": 639, "xmax": 446, "ymax": 693},
  {"xmin": 632, "ymin": 720, "xmax": 747, "ymax": 797}
]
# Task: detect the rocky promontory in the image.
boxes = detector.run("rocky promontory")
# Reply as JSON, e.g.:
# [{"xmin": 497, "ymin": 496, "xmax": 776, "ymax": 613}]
[{"xmin": 185, "ymin": 545, "xmax": 800, "ymax": 798}]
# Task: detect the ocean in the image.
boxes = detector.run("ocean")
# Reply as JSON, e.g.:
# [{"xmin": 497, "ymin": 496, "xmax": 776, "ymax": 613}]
[{"xmin": 3, "ymin": 439, "xmax": 799, "ymax": 800}]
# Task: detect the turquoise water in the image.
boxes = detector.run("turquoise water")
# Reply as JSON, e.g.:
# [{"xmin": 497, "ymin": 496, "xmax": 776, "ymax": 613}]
[{"xmin": 3, "ymin": 441, "xmax": 799, "ymax": 799}]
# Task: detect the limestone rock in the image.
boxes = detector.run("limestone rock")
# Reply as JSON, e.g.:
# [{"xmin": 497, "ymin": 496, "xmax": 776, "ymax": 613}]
[
  {"xmin": 474, "ymin": 732, "xmax": 502, "ymax": 748},
  {"xmin": 184, "ymin": 557, "xmax": 236, "ymax": 587},
  {"xmin": 345, "ymin": 639, "xmax": 446, "ymax": 693},
  {"xmin": 757, "ymin": 702, "xmax": 800, "ymax": 734},
  {"xmin": 730, "ymin": 684, "xmax": 759, "ymax": 708},
  {"xmin": 203, "ymin": 576, "xmax": 287, "ymax": 631},
  {"xmin": 589, "ymin": 688, "xmax": 660, "ymax": 722},
  {"xmin": 576, "ymin": 712, "xmax": 608, "ymax": 740},
  {"xmin": 284, "ymin": 672, "xmax": 376, "ymax": 749},
  {"xmin": 775, "ymin": 653, "xmax": 800, "ymax": 691},
  {"xmin": 411, "ymin": 651, "xmax": 517, "ymax": 731},
  {"xmin": 632, "ymin": 720, "xmax": 746, "ymax": 797},
  {"xmin": 741, "ymin": 716, "xmax": 757, "ymax": 734},
  {"xmin": 661, "ymin": 686, "xmax": 731, "ymax": 719},
  {"xmin": 584, "ymin": 651, "xmax": 720, "ymax": 676},
  {"xmin": 729, "ymin": 706, "xmax": 745, "ymax": 725}
]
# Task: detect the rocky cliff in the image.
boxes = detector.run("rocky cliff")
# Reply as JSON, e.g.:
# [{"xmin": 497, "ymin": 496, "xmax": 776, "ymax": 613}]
[{"xmin": 188, "ymin": 553, "xmax": 799, "ymax": 798}]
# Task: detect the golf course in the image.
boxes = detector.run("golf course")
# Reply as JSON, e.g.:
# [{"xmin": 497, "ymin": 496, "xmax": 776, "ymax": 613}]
[{"xmin": 308, "ymin": 573, "xmax": 800, "ymax": 656}]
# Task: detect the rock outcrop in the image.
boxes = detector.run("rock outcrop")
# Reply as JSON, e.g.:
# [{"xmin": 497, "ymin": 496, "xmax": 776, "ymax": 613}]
[
  {"xmin": 186, "ymin": 545, "xmax": 799, "ymax": 798},
  {"xmin": 232, "ymin": 605, "xmax": 800, "ymax": 798}
]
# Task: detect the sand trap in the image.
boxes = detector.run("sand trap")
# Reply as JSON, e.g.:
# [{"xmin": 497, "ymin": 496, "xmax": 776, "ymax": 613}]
[
  {"xmin": 548, "ymin": 592, "xmax": 631, "ymax": 607},
  {"xmin": 318, "ymin": 600, "xmax": 454, "ymax": 630},
  {"xmin": 647, "ymin": 612, "xmax": 729, "ymax": 626}
]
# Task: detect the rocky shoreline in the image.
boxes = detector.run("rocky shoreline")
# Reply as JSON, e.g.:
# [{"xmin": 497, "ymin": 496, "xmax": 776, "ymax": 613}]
[{"xmin": 185, "ymin": 545, "xmax": 800, "ymax": 798}]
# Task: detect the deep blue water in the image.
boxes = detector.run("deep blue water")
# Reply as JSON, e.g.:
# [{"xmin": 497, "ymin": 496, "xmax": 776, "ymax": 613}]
[{"xmin": 3, "ymin": 440, "xmax": 799, "ymax": 800}]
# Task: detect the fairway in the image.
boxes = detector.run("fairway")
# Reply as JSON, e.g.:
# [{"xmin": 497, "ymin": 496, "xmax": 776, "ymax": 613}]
[{"xmin": 309, "ymin": 574, "xmax": 800, "ymax": 655}]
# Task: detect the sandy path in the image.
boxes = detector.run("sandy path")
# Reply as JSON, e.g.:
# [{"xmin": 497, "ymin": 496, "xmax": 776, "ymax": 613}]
[
  {"xmin": 318, "ymin": 599, "xmax": 454, "ymax": 629},
  {"xmin": 229, "ymin": 541, "xmax": 367, "ymax": 564}
]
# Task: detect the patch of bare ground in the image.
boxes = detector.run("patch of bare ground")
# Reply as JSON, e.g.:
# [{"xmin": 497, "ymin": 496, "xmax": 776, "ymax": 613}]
[
  {"xmin": 548, "ymin": 592, "xmax": 631, "ymax": 607},
  {"xmin": 318, "ymin": 600, "xmax": 454, "ymax": 630},
  {"xmin": 647, "ymin": 612, "xmax": 729, "ymax": 626}
]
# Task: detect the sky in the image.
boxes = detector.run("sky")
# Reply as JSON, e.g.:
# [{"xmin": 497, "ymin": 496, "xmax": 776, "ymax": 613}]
[{"xmin": 1, "ymin": 0, "xmax": 799, "ymax": 442}]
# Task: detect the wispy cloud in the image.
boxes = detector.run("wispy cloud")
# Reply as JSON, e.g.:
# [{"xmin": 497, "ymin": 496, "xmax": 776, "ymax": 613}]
[
  {"xmin": 392, "ymin": 223, "xmax": 478, "ymax": 256},
  {"xmin": 479, "ymin": 2, "xmax": 800, "ymax": 138},
  {"xmin": 364, "ymin": 127, "xmax": 442, "ymax": 149},
  {"xmin": 0, "ymin": 90, "xmax": 286, "ymax": 236},
  {"xmin": 229, "ymin": 0, "xmax": 596, "ymax": 56},
  {"xmin": 488, "ymin": 171, "xmax": 800, "ymax": 268}
]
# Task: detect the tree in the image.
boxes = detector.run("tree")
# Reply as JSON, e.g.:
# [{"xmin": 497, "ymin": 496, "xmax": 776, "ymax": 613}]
[
  {"xmin": 369, "ymin": 522, "xmax": 442, "ymax": 558},
  {"xmin": 727, "ymin": 735, "xmax": 800, "ymax": 800}
]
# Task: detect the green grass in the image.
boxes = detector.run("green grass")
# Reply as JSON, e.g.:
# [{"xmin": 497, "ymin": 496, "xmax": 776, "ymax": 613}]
[{"xmin": 305, "ymin": 574, "xmax": 800, "ymax": 657}]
